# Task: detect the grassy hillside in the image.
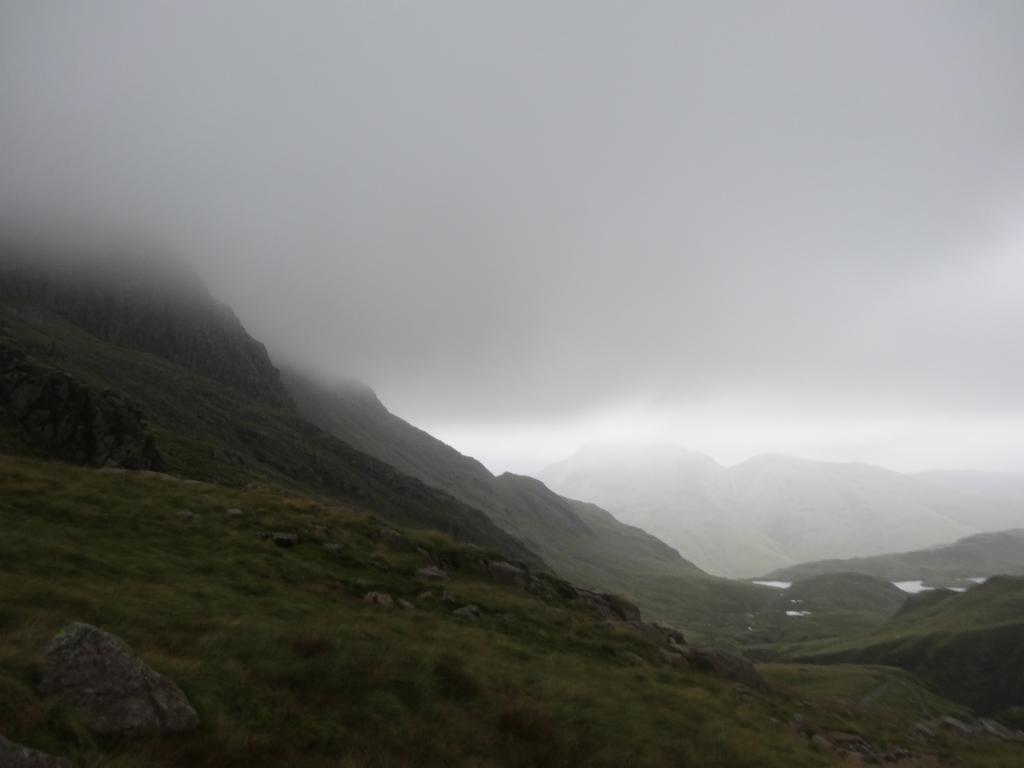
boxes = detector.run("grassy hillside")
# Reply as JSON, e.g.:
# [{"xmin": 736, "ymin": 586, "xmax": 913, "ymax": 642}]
[
  {"xmin": 285, "ymin": 370, "xmax": 771, "ymax": 644},
  {"xmin": 0, "ymin": 300, "xmax": 536, "ymax": 567},
  {"xmin": 775, "ymin": 577, "xmax": 1024, "ymax": 715},
  {"xmin": 3, "ymin": 454, "xmax": 1021, "ymax": 767},
  {"xmin": 744, "ymin": 574, "xmax": 908, "ymax": 650},
  {"xmin": 763, "ymin": 530, "xmax": 1024, "ymax": 583},
  {"xmin": 0, "ymin": 455, "xmax": 822, "ymax": 767}
]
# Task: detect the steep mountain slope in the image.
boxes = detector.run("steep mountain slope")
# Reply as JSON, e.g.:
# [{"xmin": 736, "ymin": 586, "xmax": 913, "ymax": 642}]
[
  {"xmin": 762, "ymin": 529, "xmax": 1024, "ymax": 583},
  {"xmin": 0, "ymin": 252, "xmax": 289, "ymax": 406},
  {"xmin": 782, "ymin": 577, "xmax": 1024, "ymax": 715},
  {"xmin": 539, "ymin": 444, "xmax": 1023, "ymax": 577},
  {"xmin": 0, "ymin": 260, "xmax": 536, "ymax": 566},
  {"xmin": 0, "ymin": 255, "xmax": 766, "ymax": 641},
  {"xmin": 285, "ymin": 371, "xmax": 771, "ymax": 641}
]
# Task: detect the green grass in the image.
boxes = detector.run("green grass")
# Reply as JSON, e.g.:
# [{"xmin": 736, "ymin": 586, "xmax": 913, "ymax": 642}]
[
  {"xmin": 0, "ymin": 454, "xmax": 839, "ymax": 768},
  {"xmin": 770, "ymin": 578, "xmax": 1024, "ymax": 715}
]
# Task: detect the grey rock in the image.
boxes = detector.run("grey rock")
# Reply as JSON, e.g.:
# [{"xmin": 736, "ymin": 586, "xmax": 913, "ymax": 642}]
[
  {"xmin": 937, "ymin": 716, "xmax": 975, "ymax": 735},
  {"xmin": 271, "ymin": 532, "xmax": 299, "ymax": 548},
  {"xmin": 978, "ymin": 718, "xmax": 1016, "ymax": 740},
  {"xmin": 0, "ymin": 736, "xmax": 71, "ymax": 768},
  {"xmin": 175, "ymin": 508, "xmax": 199, "ymax": 520},
  {"xmin": 416, "ymin": 566, "xmax": 449, "ymax": 584},
  {"xmin": 809, "ymin": 734, "xmax": 831, "ymax": 752},
  {"xmin": 363, "ymin": 591, "xmax": 394, "ymax": 608},
  {"xmin": 487, "ymin": 560, "xmax": 528, "ymax": 588},
  {"xmin": 373, "ymin": 528, "xmax": 410, "ymax": 551},
  {"xmin": 38, "ymin": 623, "xmax": 199, "ymax": 735},
  {"xmin": 398, "ymin": 599, "xmax": 415, "ymax": 611},
  {"xmin": 687, "ymin": 648, "xmax": 771, "ymax": 693},
  {"xmin": 225, "ymin": 508, "xmax": 244, "ymax": 517},
  {"xmin": 659, "ymin": 648, "xmax": 688, "ymax": 667},
  {"xmin": 910, "ymin": 722, "xmax": 934, "ymax": 739},
  {"xmin": 322, "ymin": 542, "xmax": 342, "ymax": 554},
  {"xmin": 453, "ymin": 605, "xmax": 482, "ymax": 621}
]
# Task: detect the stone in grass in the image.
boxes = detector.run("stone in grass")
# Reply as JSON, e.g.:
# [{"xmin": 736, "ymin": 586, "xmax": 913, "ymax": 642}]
[
  {"xmin": 271, "ymin": 532, "xmax": 299, "ymax": 548},
  {"xmin": 225, "ymin": 508, "xmax": 244, "ymax": 517},
  {"xmin": 416, "ymin": 566, "xmax": 449, "ymax": 584},
  {"xmin": 487, "ymin": 560, "xmax": 528, "ymax": 589},
  {"xmin": 0, "ymin": 735, "xmax": 71, "ymax": 768},
  {"xmin": 363, "ymin": 592, "xmax": 394, "ymax": 608},
  {"xmin": 452, "ymin": 605, "xmax": 482, "ymax": 621},
  {"xmin": 38, "ymin": 623, "xmax": 199, "ymax": 735}
]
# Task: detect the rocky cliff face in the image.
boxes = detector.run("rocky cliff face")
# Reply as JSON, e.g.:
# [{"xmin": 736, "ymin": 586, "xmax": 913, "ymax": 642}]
[
  {"xmin": 0, "ymin": 252, "xmax": 289, "ymax": 407},
  {"xmin": 0, "ymin": 338, "xmax": 164, "ymax": 470}
]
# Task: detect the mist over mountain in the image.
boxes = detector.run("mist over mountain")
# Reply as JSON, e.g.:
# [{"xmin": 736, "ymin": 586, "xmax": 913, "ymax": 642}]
[
  {"xmin": 4, "ymin": 2, "xmax": 1024, "ymax": 765},
  {"xmin": 540, "ymin": 444, "xmax": 1024, "ymax": 577}
]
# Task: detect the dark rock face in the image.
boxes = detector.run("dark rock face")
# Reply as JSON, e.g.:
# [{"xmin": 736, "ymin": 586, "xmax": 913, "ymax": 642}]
[
  {"xmin": 0, "ymin": 340, "xmax": 164, "ymax": 470},
  {"xmin": 0, "ymin": 254, "xmax": 290, "ymax": 407},
  {"xmin": 38, "ymin": 623, "xmax": 199, "ymax": 735},
  {"xmin": 0, "ymin": 736, "xmax": 71, "ymax": 768}
]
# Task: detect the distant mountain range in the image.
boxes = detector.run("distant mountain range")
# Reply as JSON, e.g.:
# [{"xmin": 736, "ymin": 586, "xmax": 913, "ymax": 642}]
[{"xmin": 539, "ymin": 443, "xmax": 1024, "ymax": 577}]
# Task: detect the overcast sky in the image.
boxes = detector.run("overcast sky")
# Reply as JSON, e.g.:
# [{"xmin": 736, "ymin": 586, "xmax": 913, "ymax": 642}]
[{"xmin": 3, "ymin": 1, "xmax": 1024, "ymax": 474}]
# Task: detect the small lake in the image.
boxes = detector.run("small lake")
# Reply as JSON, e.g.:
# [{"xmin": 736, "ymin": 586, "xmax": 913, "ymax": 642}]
[{"xmin": 752, "ymin": 576, "xmax": 988, "ymax": 594}]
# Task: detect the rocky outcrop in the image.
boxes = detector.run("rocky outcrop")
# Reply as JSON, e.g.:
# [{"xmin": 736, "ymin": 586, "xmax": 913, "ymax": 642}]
[
  {"xmin": 487, "ymin": 560, "xmax": 528, "ymax": 588},
  {"xmin": 0, "ymin": 254, "xmax": 290, "ymax": 407},
  {"xmin": 0, "ymin": 340, "xmax": 164, "ymax": 470},
  {"xmin": 682, "ymin": 648, "xmax": 771, "ymax": 693},
  {"xmin": 573, "ymin": 587, "xmax": 642, "ymax": 622},
  {"xmin": 38, "ymin": 623, "xmax": 199, "ymax": 735},
  {"xmin": 0, "ymin": 736, "xmax": 71, "ymax": 768}
]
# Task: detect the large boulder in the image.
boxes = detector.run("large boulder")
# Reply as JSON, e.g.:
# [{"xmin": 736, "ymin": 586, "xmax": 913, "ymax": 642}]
[
  {"xmin": 685, "ymin": 648, "xmax": 771, "ymax": 693},
  {"xmin": 38, "ymin": 623, "xmax": 199, "ymax": 735},
  {"xmin": 487, "ymin": 560, "xmax": 528, "ymax": 588},
  {"xmin": 573, "ymin": 587, "xmax": 642, "ymax": 622},
  {"xmin": 0, "ymin": 736, "xmax": 71, "ymax": 768}
]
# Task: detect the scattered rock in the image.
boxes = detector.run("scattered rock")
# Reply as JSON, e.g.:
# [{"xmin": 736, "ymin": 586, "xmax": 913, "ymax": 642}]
[
  {"xmin": 937, "ymin": 716, "xmax": 975, "ymax": 736},
  {"xmin": 488, "ymin": 560, "xmax": 528, "ymax": 588},
  {"xmin": 271, "ymin": 532, "xmax": 299, "ymax": 548},
  {"xmin": 370, "ymin": 558, "xmax": 390, "ymax": 572},
  {"xmin": 910, "ymin": 722, "xmax": 934, "ymax": 739},
  {"xmin": 809, "ymin": 734, "xmax": 831, "ymax": 752},
  {"xmin": 441, "ymin": 590, "xmax": 458, "ymax": 605},
  {"xmin": 573, "ymin": 587, "xmax": 642, "ymax": 622},
  {"xmin": 0, "ymin": 736, "xmax": 71, "ymax": 768},
  {"xmin": 978, "ymin": 718, "xmax": 1017, "ymax": 740},
  {"xmin": 686, "ymin": 648, "xmax": 771, "ymax": 693},
  {"xmin": 417, "ymin": 590, "xmax": 435, "ymax": 600},
  {"xmin": 175, "ymin": 508, "xmax": 199, "ymax": 520},
  {"xmin": 225, "ymin": 507, "xmax": 244, "ymax": 517},
  {"xmin": 373, "ymin": 528, "xmax": 410, "ymax": 551},
  {"xmin": 322, "ymin": 542, "xmax": 342, "ymax": 554},
  {"xmin": 363, "ymin": 592, "xmax": 394, "ymax": 608},
  {"xmin": 417, "ymin": 566, "xmax": 449, "ymax": 584},
  {"xmin": 38, "ymin": 623, "xmax": 199, "ymax": 735},
  {"xmin": 659, "ymin": 648, "xmax": 687, "ymax": 667},
  {"xmin": 398, "ymin": 599, "xmax": 415, "ymax": 611},
  {"xmin": 453, "ymin": 605, "xmax": 482, "ymax": 621}
]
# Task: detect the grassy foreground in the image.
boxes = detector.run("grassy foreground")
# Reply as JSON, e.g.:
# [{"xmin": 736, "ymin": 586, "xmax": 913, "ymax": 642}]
[{"xmin": 1, "ymin": 454, "xmax": 1022, "ymax": 767}]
